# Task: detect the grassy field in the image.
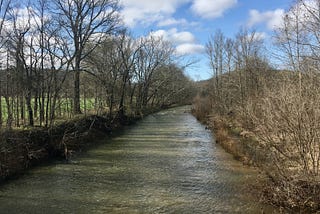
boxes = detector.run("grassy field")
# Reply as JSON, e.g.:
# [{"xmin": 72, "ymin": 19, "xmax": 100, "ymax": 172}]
[{"xmin": 0, "ymin": 96, "xmax": 101, "ymax": 126}]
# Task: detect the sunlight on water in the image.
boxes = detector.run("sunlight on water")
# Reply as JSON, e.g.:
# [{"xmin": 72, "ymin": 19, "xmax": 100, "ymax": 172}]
[{"xmin": 0, "ymin": 106, "xmax": 273, "ymax": 213}]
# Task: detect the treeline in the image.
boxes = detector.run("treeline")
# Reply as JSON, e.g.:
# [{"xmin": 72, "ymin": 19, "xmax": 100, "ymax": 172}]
[
  {"xmin": 194, "ymin": 0, "xmax": 320, "ymax": 211},
  {"xmin": 0, "ymin": 0, "xmax": 194, "ymax": 129}
]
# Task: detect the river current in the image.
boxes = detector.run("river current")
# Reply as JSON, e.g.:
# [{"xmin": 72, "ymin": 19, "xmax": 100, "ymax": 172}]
[{"xmin": 0, "ymin": 106, "xmax": 272, "ymax": 213}]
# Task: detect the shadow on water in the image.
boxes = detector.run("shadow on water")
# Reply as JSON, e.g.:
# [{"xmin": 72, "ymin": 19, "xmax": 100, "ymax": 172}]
[{"xmin": 0, "ymin": 106, "xmax": 274, "ymax": 213}]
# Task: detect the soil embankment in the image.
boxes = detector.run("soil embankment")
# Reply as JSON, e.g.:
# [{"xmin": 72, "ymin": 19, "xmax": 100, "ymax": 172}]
[
  {"xmin": 192, "ymin": 110, "xmax": 320, "ymax": 212},
  {"xmin": 205, "ymin": 115, "xmax": 268, "ymax": 166},
  {"xmin": 0, "ymin": 114, "xmax": 139, "ymax": 183}
]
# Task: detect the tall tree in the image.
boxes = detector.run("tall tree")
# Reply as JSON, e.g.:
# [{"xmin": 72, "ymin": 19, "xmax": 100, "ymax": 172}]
[
  {"xmin": 5, "ymin": 5, "xmax": 35, "ymax": 126},
  {"xmin": 206, "ymin": 29, "xmax": 225, "ymax": 111},
  {"xmin": 53, "ymin": 0, "xmax": 120, "ymax": 114},
  {"xmin": 115, "ymin": 31, "xmax": 139, "ymax": 118},
  {"xmin": 0, "ymin": 0, "xmax": 11, "ymax": 128},
  {"xmin": 135, "ymin": 36, "xmax": 173, "ymax": 113}
]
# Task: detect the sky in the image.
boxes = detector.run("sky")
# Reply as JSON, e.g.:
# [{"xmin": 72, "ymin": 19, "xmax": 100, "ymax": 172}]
[{"xmin": 119, "ymin": 0, "xmax": 294, "ymax": 80}]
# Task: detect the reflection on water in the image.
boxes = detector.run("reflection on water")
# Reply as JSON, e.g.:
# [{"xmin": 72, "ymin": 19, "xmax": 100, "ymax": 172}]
[{"xmin": 0, "ymin": 106, "xmax": 272, "ymax": 213}]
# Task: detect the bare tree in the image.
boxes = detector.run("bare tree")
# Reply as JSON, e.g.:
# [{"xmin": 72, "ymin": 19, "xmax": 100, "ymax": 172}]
[
  {"xmin": 29, "ymin": 0, "xmax": 49, "ymax": 126},
  {"xmin": 151, "ymin": 64, "xmax": 194, "ymax": 107},
  {"xmin": 0, "ymin": 0, "xmax": 11, "ymax": 128},
  {"xmin": 53, "ymin": 0, "xmax": 120, "ymax": 114},
  {"xmin": 135, "ymin": 36, "xmax": 174, "ymax": 114},
  {"xmin": 0, "ymin": 0, "xmax": 10, "ymax": 39},
  {"xmin": 84, "ymin": 36, "xmax": 122, "ymax": 118},
  {"xmin": 206, "ymin": 29, "xmax": 225, "ymax": 112},
  {"xmin": 5, "ymin": 5, "xmax": 35, "ymax": 126}
]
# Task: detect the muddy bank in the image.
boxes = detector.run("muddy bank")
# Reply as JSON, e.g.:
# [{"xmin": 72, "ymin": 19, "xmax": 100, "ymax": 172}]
[
  {"xmin": 205, "ymin": 115, "xmax": 269, "ymax": 166},
  {"xmin": 193, "ymin": 110, "xmax": 320, "ymax": 213},
  {"xmin": 0, "ymin": 113, "xmax": 140, "ymax": 183}
]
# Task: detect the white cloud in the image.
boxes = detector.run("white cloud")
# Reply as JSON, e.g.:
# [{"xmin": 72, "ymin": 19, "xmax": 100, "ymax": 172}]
[
  {"xmin": 120, "ymin": 0, "xmax": 237, "ymax": 27},
  {"xmin": 120, "ymin": 0, "xmax": 190, "ymax": 27},
  {"xmin": 120, "ymin": 0, "xmax": 187, "ymax": 13},
  {"xmin": 148, "ymin": 28, "xmax": 204, "ymax": 56},
  {"xmin": 254, "ymin": 32, "xmax": 267, "ymax": 40},
  {"xmin": 286, "ymin": 0, "xmax": 319, "ymax": 26},
  {"xmin": 157, "ymin": 18, "xmax": 188, "ymax": 27},
  {"xmin": 176, "ymin": 43, "xmax": 205, "ymax": 55},
  {"xmin": 4, "ymin": 7, "xmax": 32, "ymax": 32},
  {"xmin": 170, "ymin": 29, "xmax": 196, "ymax": 44},
  {"xmin": 150, "ymin": 28, "xmax": 195, "ymax": 44},
  {"xmin": 191, "ymin": 0, "xmax": 237, "ymax": 19},
  {"xmin": 248, "ymin": 9, "xmax": 285, "ymax": 30},
  {"xmin": 120, "ymin": 7, "xmax": 163, "ymax": 27},
  {"xmin": 149, "ymin": 29, "xmax": 167, "ymax": 38},
  {"xmin": 157, "ymin": 17, "xmax": 200, "ymax": 28}
]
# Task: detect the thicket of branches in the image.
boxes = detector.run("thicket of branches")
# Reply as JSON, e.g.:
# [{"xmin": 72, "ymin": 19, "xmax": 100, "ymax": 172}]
[
  {"xmin": 0, "ymin": 0, "xmax": 194, "ymax": 129},
  {"xmin": 195, "ymin": 0, "xmax": 320, "ymax": 210}
]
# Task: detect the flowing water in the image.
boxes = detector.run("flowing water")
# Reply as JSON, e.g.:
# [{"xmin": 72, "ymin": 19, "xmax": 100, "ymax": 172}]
[{"xmin": 0, "ymin": 106, "xmax": 273, "ymax": 213}]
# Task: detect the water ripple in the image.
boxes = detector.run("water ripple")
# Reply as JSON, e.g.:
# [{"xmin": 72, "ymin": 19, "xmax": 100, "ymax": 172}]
[{"xmin": 0, "ymin": 106, "xmax": 273, "ymax": 213}]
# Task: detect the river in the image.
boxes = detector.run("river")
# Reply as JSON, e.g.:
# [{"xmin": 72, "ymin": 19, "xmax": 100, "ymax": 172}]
[{"xmin": 0, "ymin": 106, "xmax": 273, "ymax": 213}]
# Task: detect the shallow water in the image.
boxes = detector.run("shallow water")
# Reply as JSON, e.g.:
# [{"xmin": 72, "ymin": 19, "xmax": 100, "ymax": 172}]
[{"xmin": 0, "ymin": 106, "xmax": 272, "ymax": 213}]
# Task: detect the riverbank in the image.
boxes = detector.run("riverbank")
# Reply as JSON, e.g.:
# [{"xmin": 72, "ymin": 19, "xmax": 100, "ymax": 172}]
[
  {"xmin": 192, "ymin": 108, "xmax": 320, "ymax": 213},
  {"xmin": 0, "ymin": 106, "xmax": 272, "ymax": 213},
  {"xmin": 204, "ymin": 115, "xmax": 268, "ymax": 167},
  {"xmin": 0, "ymin": 111, "xmax": 149, "ymax": 183}
]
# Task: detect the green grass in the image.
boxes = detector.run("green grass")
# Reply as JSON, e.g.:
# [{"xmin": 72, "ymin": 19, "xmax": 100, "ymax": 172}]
[{"xmin": 0, "ymin": 96, "xmax": 100, "ymax": 125}]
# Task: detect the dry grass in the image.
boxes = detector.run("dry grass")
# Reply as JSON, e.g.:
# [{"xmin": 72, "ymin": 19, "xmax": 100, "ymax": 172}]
[
  {"xmin": 207, "ymin": 116, "xmax": 255, "ymax": 165},
  {"xmin": 206, "ymin": 114, "xmax": 320, "ymax": 212},
  {"xmin": 191, "ymin": 94, "xmax": 211, "ymax": 122}
]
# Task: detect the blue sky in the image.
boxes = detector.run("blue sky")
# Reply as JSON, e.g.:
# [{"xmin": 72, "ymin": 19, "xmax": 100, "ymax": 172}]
[{"xmin": 119, "ymin": 0, "xmax": 294, "ymax": 80}]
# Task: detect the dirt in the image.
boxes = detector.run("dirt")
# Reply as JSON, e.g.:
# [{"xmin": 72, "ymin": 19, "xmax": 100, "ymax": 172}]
[{"xmin": 0, "ymin": 114, "xmax": 139, "ymax": 183}]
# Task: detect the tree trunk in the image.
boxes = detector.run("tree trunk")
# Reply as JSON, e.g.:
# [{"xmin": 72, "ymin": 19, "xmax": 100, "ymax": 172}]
[
  {"xmin": 83, "ymin": 86, "xmax": 87, "ymax": 115},
  {"xmin": 118, "ymin": 73, "xmax": 128, "ymax": 118},
  {"xmin": 49, "ymin": 93, "xmax": 57, "ymax": 127},
  {"xmin": 5, "ymin": 96, "xmax": 12, "ymax": 129},
  {"xmin": 45, "ymin": 88, "xmax": 50, "ymax": 127},
  {"xmin": 19, "ymin": 96, "xmax": 24, "ymax": 125},
  {"xmin": 73, "ymin": 57, "xmax": 82, "ymax": 115},
  {"xmin": 34, "ymin": 92, "xmax": 38, "ymax": 119},
  {"xmin": 15, "ymin": 96, "xmax": 19, "ymax": 127},
  {"xmin": 40, "ymin": 89, "xmax": 45, "ymax": 126},
  {"xmin": 25, "ymin": 90, "xmax": 34, "ymax": 126},
  {"xmin": 0, "ymin": 94, "xmax": 2, "ymax": 128}
]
